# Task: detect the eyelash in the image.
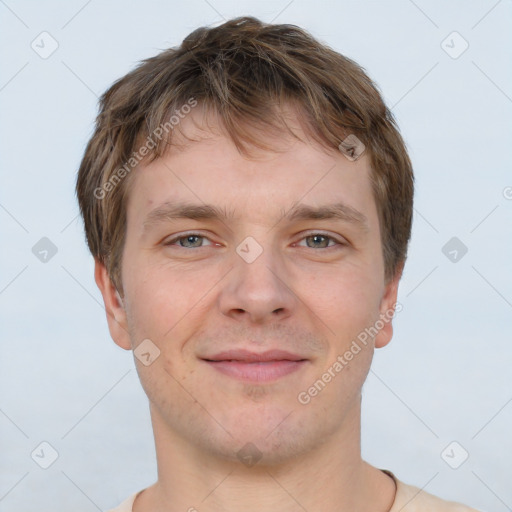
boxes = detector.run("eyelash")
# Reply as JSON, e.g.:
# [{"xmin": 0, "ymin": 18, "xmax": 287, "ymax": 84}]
[{"xmin": 163, "ymin": 231, "xmax": 346, "ymax": 250}]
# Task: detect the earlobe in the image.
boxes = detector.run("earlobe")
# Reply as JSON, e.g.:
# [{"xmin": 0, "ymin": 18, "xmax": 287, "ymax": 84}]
[
  {"xmin": 374, "ymin": 265, "xmax": 403, "ymax": 349},
  {"xmin": 94, "ymin": 259, "xmax": 132, "ymax": 351}
]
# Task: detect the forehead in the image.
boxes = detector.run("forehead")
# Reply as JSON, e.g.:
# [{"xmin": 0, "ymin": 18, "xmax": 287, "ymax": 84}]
[{"xmin": 125, "ymin": 105, "xmax": 377, "ymax": 226}]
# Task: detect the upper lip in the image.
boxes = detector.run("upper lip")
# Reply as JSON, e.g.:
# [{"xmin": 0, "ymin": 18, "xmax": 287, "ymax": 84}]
[{"xmin": 202, "ymin": 349, "xmax": 307, "ymax": 363}]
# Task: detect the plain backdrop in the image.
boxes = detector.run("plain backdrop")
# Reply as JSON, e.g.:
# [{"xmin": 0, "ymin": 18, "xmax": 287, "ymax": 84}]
[{"xmin": 1, "ymin": 1, "xmax": 511, "ymax": 511}]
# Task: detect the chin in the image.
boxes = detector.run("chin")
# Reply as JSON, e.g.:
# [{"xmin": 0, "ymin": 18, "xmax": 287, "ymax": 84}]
[{"xmin": 202, "ymin": 410, "xmax": 332, "ymax": 468}]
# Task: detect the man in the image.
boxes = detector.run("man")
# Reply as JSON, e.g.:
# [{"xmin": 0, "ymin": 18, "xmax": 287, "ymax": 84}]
[{"xmin": 76, "ymin": 16, "xmax": 480, "ymax": 512}]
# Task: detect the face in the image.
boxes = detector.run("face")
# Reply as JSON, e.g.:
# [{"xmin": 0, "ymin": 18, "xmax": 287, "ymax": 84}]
[{"xmin": 96, "ymin": 107, "xmax": 400, "ymax": 466}]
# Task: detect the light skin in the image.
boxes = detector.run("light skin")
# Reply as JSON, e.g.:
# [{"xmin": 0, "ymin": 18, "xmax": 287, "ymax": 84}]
[{"xmin": 95, "ymin": 106, "xmax": 401, "ymax": 512}]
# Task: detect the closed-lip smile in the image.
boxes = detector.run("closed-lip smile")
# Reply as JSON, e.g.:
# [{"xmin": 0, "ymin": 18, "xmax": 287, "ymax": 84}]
[{"xmin": 201, "ymin": 349, "xmax": 308, "ymax": 382}]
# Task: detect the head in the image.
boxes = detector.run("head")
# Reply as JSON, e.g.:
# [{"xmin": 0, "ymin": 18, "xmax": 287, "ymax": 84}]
[{"xmin": 77, "ymin": 16, "xmax": 413, "ymax": 466}]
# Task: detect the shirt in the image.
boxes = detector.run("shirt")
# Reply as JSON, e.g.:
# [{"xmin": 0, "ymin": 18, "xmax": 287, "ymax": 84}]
[{"xmin": 106, "ymin": 470, "xmax": 480, "ymax": 511}]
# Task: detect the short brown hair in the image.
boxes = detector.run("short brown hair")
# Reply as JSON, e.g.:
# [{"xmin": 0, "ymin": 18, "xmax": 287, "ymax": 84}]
[{"xmin": 76, "ymin": 16, "xmax": 413, "ymax": 293}]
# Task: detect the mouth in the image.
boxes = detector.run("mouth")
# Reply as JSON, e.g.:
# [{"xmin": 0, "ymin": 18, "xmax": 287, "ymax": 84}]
[{"xmin": 201, "ymin": 349, "xmax": 309, "ymax": 383}]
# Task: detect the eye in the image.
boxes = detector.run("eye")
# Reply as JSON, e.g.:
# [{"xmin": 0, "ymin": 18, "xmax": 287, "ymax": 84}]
[
  {"xmin": 164, "ymin": 233, "xmax": 213, "ymax": 248},
  {"xmin": 163, "ymin": 232, "xmax": 344, "ymax": 250},
  {"xmin": 296, "ymin": 233, "xmax": 343, "ymax": 249}
]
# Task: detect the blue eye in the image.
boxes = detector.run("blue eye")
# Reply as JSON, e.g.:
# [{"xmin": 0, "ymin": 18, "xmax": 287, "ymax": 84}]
[
  {"xmin": 165, "ymin": 234, "xmax": 212, "ymax": 248},
  {"xmin": 163, "ymin": 232, "xmax": 344, "ymax": 250},
  {"xmin": 297, "ymin": 234, "xmax": 341, "ymax": 249}
]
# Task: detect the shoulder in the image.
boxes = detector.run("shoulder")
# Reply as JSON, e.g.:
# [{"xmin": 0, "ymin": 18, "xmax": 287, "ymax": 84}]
[
  {"xmin": 386, "ymin": 471, "xmax": 481, "ymax": 512},
  {"xmin": 105, "ymin": 490, "xmax": 143, "ymax": 512}
]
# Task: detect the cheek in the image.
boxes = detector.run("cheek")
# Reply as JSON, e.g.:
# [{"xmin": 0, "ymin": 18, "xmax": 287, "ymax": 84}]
[
  {"xmin": 122, "ymin": 258, "xmax": 217, "ymax": 347},
  {"xmin": 298, "ymin": 263, "xmax": 383, "ymax": 331}
]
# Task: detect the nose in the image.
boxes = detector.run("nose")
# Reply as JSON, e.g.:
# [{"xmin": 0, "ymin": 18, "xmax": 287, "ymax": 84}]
[{"xmin": 218, "ymin": 245, "xmax": 296, "ymax": 324}]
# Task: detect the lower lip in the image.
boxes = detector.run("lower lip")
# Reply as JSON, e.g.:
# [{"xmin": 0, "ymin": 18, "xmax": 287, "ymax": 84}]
[{"xmin": 203, "ymin": 360, "xmax": 307, "ymax": 382}]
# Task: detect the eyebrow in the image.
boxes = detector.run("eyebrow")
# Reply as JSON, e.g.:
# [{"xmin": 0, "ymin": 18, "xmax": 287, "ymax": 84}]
[
  {"xmin": 284, "ymin": 202, "xmax": 368, "ymax": 229},
  {"xmin": 142, "ymin": 200, "xmax": 369, "ymax": 232}
]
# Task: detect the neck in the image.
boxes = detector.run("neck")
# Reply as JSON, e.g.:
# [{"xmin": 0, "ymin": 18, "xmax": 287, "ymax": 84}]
[{"xmin": 133, "ymin": 399, "xmax": 396, "ymax": 512}]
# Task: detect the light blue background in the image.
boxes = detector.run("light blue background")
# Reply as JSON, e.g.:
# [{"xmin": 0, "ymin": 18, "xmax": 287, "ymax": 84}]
[{"xmin": 1, "ymin": 1, "xmax": 511, "ymax": 511}]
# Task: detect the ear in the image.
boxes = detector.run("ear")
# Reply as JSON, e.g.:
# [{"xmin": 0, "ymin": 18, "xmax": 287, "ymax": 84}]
[
  {"xmin": 374, "ymin": 263, "xmax": 403, "ymax": 349},
  {"xmin": 94, "ymin": 259, "xmax": 132, "ymax": 350}
]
